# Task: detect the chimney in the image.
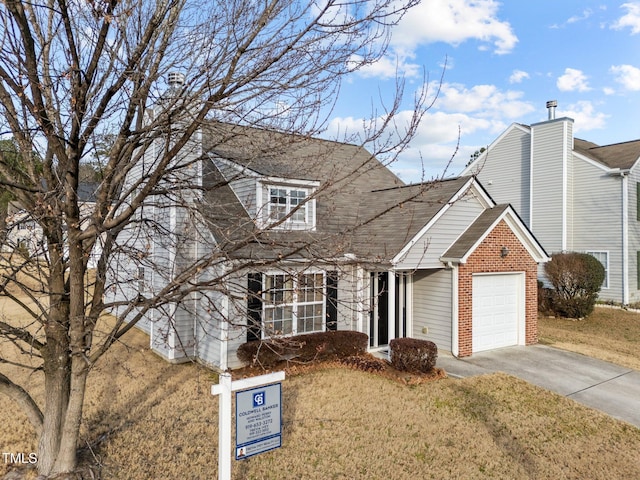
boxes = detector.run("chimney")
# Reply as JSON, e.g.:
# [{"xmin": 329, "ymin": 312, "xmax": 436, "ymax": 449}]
[
  {"xmin": 168, "ymin": 72, "xmax": 185, "ymax": 89},
  {"xmin": 546, "ymin": 100, "xmax": 557, "ymax": 120}
]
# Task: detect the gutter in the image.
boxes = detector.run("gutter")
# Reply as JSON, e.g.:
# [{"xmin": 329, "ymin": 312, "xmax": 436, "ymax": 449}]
[{"xmin": 609, "ymin": 169, "xmax": 630, "ymax": 304}]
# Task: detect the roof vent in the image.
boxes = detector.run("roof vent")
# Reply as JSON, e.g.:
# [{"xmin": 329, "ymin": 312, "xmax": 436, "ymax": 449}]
[{"xmin": 546, "ymin": 100, "xmax": 558, "ymax": 120}]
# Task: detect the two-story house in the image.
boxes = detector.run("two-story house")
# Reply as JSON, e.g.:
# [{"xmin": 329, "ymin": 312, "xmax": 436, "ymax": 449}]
[
  {"xmin": 106, "ymin": 115, "xmax": 548, "ymax": 370},
  {"xmin": 463, "ymin": 101, "xmax": 640, "ymax": 305}
]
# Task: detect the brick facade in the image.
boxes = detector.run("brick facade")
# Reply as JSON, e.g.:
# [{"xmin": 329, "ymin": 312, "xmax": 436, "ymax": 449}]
[{"xmin": 457, "ymin": 220, "xmax": 538, "ymax": 357}]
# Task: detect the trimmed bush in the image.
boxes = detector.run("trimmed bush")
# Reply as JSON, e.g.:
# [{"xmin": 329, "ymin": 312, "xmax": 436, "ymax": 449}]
[
  {"xmin": 237, "ymin": 330, "xmax": 368, "ymax": 368},
  {"xmin": 389, "ymin": 337, "xmax": 438, "ymax": 373},
  {"xmin": 544, "ymin": 252, "xmax": 606, "ymax": 318}
]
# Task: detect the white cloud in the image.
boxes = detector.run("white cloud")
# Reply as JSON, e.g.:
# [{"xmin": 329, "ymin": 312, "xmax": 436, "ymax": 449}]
[
  {"xmin": 326, "ymin": 81, "xmax": 538, "ymax": 181},
  {"xmin": 567, "ymin": 8, "xmax": 593, "ymax": 24},
  {"xmin": 610, "ymin": 64, "xmax": 640, "ymax": 90},
  {"xmin": 435, "ymin": 83, "xmax": 536, "ymax": 119},
  {"xmin": 611, "ymin": 2, "xmax": 640, "ymax": 34},
  {"xmin": 603, "ymin": 87, "xmax": 616, "ymax": 95},
  {"xmin": 391, "ymin": 0, "xmax": 518, "ymax": 55},
  {"xmin": 557, "ymin": 68, "xmax": 591, "ymax": 92},
  {"xmin": 558, "ymin": 101, "xmax": 608, "ymax": 132},
  {"xmin": 349, "ymin": 53, "xmax": 421, "ymax": 80},
  {"xmin": 509, "ymin": 70, "xmax": 530, "ymax": 84}
]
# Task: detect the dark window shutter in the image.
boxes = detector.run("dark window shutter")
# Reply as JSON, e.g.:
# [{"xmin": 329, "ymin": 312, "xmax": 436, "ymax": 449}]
[
  {"xmin": 326, "ymin": 271, "xmax": 338, "ymax": 331},
  {"xmin": 247, "ymin": 273, "xmax": 262, "ymax": 342}
]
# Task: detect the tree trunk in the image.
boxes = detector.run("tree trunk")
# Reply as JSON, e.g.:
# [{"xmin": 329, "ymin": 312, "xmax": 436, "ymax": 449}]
[
  {"xmin": 38, "ymin": 235, "xmax": 73, "ymax": 477},
  {"xmin": 37, "ymin": 350, "xmax": 70, "ymax": 475},
  {"xmin": 51, "ymin": 357, "xmax": 88, "ymax": 475}
]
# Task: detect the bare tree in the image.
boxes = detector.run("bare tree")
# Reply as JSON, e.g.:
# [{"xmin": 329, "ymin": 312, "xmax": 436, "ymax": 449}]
[{"xmin": 0, "ymin": 0, "xmax": 432, "ymax": 477}]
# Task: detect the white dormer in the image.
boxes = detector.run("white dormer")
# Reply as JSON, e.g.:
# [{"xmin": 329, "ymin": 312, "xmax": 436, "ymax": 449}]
[{"xmin": 257, "ymin": 177, "xmax": 319, "ymax": 230}]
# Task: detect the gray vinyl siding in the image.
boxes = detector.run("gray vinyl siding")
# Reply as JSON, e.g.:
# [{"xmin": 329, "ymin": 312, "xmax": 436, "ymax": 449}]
[
  {"xmin": 194, "ymin": 292, "xmax": 224, "ymax": 369},
  {"xmin": 233, "ymin": 177, "xmax": 257, "ymax": 218},
  {"xmin": 219, "ymin": 271, "xmax": 250, "ymax": 370},
  {"xmin": 335, "ymin": 269, "xmax": 361, "ymax": 331},
  {"xmin": 473, "ymin": 126, "xmax": 531, "ymax": 224},
  {"xmin": 412, "ymin": 269, "xmax": 452, "ymax": 351},
  {"xmin": 530, "ymin": 119, "xmax": 572, "ymax": 253},
  {"xmin": 213, "ymin": 158, "xmax": 256, "ymax": 217},
  {"xmin": 150, "ymin": 312, "xmax": 174, "ymax": 359},
  {"xmin": 395, "ymin": 192, "xmax": 485, "ymax": 269},
  {"xmin": 572, "ymin": 157, "xmax": 623, "ymax": 303}
]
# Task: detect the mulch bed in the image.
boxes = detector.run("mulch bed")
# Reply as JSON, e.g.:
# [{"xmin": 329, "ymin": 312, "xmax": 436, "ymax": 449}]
[{"xmin": 232, "ymin": 353, "xmax": 447, "ymax": 386}]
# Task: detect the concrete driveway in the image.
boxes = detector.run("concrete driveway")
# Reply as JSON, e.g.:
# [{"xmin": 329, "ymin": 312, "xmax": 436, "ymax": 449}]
[{"xmin": 436, "ymin": 344, "xmax": 640, "ymax": 429}]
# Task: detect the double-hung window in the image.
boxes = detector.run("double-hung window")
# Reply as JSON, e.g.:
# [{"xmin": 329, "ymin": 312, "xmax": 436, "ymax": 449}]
[
  {"xmin": 263, "ymin": 272, "xmax": 325, "ymax": 337},
  {"xmin": 268, "ymin": 187, "xmax": 308, "ymax": 225},
  {"xmin": 586, "ymin": 251, "xmax": 609, "ymax": 289}
]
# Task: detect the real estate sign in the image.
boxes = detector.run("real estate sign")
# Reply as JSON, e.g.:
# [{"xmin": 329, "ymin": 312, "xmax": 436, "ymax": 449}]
[{"xmin": 235, "ymin": 382, "xmax": 282, "ymax": 460}]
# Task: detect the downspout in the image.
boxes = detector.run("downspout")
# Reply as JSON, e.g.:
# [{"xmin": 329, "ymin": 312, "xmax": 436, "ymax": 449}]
[
  {"xmin": 529, "ymin": 129, "xmax": 534, "ymax": 229},
  {"xmin": 562, "ymin": 121, "xmax": 568, "ymax": 251},
  {"xmin": 356, "ymin": 265, "xmax": 364, "ymax": 333},
  {"xmin": 450, "ymin": 262, "xmax": 459, "ymax": 357},
  {"xmin": 216, "ymin": 262, "xmax": 230, "ymax": 371},
  {"xmin": 622, "ymin": 173, "xmax": 630, "ymax": 304},
  {"xmin": 168, "ymin": 204, "xmax": 177, "ymax": 360},
  {"xmin": 220, "ymin": 291, "xmax": 229, "ymax": 371}
]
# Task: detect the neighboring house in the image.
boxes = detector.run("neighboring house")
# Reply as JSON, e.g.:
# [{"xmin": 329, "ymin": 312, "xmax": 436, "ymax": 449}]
[
  {"xmin": 107, "ymin": 119, "xmax": 548, "ymax": 370},
  {"xmin": 462, "ymin": 101, "xmax": 640, "ymax": 305},
  {"xmin": 3, "ymin": 182, "xmax": 102, "ymax": 267}
]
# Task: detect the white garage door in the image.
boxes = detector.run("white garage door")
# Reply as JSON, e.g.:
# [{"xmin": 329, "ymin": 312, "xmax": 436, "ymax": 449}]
[{"xmin": 472, "ymin": 273, "xmax": 521, "ymax": 353}]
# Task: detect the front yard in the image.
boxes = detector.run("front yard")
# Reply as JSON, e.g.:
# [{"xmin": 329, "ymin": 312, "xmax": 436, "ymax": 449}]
[
  {"xmin": 538, "ymin": 305, "xmax": 640, "ymax": 371},
  {"xmin": 2, "ymin": 300, "xmax": 640, "ymax": 479}
]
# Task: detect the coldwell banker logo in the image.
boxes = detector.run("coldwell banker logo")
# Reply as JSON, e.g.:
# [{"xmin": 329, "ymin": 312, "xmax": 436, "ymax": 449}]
[{"xmin": 252, "ymin": 391, "xmax": 265, "ymax": 408}]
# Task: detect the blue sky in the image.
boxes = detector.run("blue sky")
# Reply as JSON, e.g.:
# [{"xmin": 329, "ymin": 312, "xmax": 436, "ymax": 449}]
[{"xmin": 327, "ymin": 1, "xmax": 640, "ymax": 182}]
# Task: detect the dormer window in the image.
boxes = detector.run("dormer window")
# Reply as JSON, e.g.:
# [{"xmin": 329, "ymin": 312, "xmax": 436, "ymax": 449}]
[
  {"xmin": 258, "ymin": 179, "xmax": 317, "ymax": 230},
  {"xmin": 269, "ymin": 187, "xmax": 307, "ymax": 224}
]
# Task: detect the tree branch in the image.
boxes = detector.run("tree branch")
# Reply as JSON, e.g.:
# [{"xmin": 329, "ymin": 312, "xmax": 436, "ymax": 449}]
[{"xmin": 0, "ymin": 372, "xmax": 43, "ymax": 435}]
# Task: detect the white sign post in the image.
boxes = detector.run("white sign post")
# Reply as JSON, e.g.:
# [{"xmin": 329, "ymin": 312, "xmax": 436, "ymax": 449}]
[{"xmin": 211, "ymin": 371, "xmax": 285, "ymax": 480}]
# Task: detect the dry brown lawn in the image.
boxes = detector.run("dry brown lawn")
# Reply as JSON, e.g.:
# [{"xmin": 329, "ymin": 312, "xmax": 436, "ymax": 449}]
[
  {"xmin": 2, "ymin": 302, "xmax": 640, "ymax": 479},
  {"xmin": 539, "ymin": 305, "xmax": 640, "ymax": 371}
]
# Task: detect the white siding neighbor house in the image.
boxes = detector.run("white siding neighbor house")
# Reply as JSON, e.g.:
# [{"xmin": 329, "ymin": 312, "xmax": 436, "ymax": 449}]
[{"xmin": 463, "ymin": 101, "xmax": 640, "ymax": 305}]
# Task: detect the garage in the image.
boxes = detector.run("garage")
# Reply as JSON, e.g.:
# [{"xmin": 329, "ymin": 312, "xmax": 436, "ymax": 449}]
[{"xmin": 472, "ymin": 273, "xmax": 523, "ymax": 353}]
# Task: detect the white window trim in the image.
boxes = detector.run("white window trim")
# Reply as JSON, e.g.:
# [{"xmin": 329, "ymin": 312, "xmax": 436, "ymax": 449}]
[
  {"xmin": 268, "ymin": 186, "xmax": 309, "ymax": 224},
  {"xmin": 257, "ymin": 178, "xmax": 318, "ymax": 230},
  {"xmin": 586, "ymin": 251, "xmax": 609, "ymax": 289},
  {"xmin": 261, "ymin": 270, "xmax": 326, "ymax": 338}
]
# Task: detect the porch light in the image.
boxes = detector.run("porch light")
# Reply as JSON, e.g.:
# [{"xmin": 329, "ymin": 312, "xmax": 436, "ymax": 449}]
[{"xmin": 500, "ymin": 246, "xmax": 509, "ymax": 258}]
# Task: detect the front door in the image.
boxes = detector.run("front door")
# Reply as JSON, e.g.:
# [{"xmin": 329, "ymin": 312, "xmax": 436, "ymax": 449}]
[
  {"xmin": 370, "ymin": 272, "xmax": 389, "ymax": 348},
  {"xmin": 369, "ymin": 272, "xmax": 410, "ymax": 349}
]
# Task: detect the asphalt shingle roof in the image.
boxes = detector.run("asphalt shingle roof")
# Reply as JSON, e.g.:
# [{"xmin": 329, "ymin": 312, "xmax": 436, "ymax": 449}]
[
  {"xmin": 441, "ymin": 204, "xmax": 510, "ymax": 260},
  {"xmin": 351, "ymin": 177, "xmax": 472, "ymax": 260},
  {"xmin": 199, "ymin": 123, "xmax": 484, "ymax": 264},
  {"xmin": 574, "ymin": 138, "xmax": 640, "ymax": 170}
]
